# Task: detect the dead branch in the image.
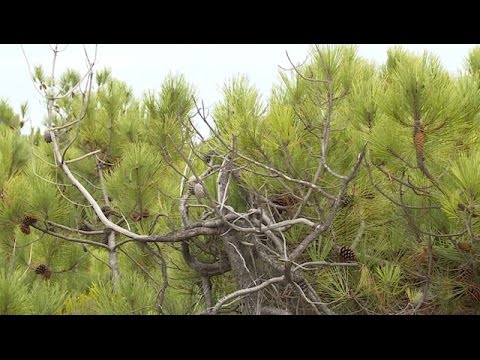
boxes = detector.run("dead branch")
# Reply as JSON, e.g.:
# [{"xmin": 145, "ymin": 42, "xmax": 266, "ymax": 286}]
[{"xmin": 208, "ymin": 275, "xmax": 285, "ymax": 314}]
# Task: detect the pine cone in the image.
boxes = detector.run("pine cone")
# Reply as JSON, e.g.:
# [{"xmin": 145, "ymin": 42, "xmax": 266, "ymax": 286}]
[
  {"xmin": 203, "ymin": 151, "xmax": 213, "ymax": 165},
  {"xmin": 361, "ymin": 190, "xmax": 375, "ymax": 200},
  {"xmin": 413, "ymin": 246, "xmax": 439, "ymax": 267},
  {"xmin": 338, "ymin": 245, "xmax": 356, "ymax": 262},
  {"xmin": 19, "ymin": 223, "xmax": 31, "ymax": 235},
  {"xmin": 131, "ymin": 212, "xmax": 142, "ymax": 222},
  {"xmin": 458, "ymin": 240, "xmax": 473, "ymax": 252},
  {"xmin": 194, "ymin": 182, "xmax": 206, "ymax": 200},
  {"xmin": 340, "ymin": 194, "xmax": 353, "ymax": 208},
  {"xmin": 101, "ymin": 205, "xmax": 113, "ymax": 217},
  {"xmin": 35, "ymin": 264, "xmax": 47, "ymax": 274},
  {"xmin": 43, "ymin": 129, "xmax": 52, "ymax": 143},
  {"xmin": 187, "ymin": 176, "xmax": 196, "ymax": 195},
  {"xmin": 457, "ymin": 204, "xmax": 479, "ymax": 218},
  {"xmin": 457, "ymin": 263, "xmax": 475, "ymax": 282},
  {"xmin": 35, "ymin": 264, "xmax": 53, "ymax": 279},
  {"xmin": 414, "ymin": 129, "xmax": 425, "ymax": 155},
  {"xmin": 23, "ymin": 215, "xmax": 38, "ymax": 226},
  {"xmin": 466, "ymin": 283, "xmax": 480, "ymax": 302},
  {"xmin": 132, "ymin": 210, "xmax": 150, "ymax": 222},
  {"xmin": 272, "ymin": 194, "xmax": 296, "ymax": 207}
]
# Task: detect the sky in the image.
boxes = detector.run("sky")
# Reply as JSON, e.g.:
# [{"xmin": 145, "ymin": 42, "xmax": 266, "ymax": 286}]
[{"xmin": 0, "ymin": 44, "xmax": 477, "ymax": 134}]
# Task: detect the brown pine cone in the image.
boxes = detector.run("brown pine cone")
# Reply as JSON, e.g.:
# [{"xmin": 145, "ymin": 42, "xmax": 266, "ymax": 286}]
[
  {"xmin": 101, "ymin": 205, "xmax": 113, "ymax": 217},
  {"xmin": 23, "ymin": 215, "xmax": 38, "ymax": 226},
  {"xmin": 131, "ymin": 210, "xmax": 150, "ymax": 222},
  {"xmin": 457, "ymin": 263, "xmax": 475, "ymax": 282},
  {"xmin": 43, "ymin": 130, "xmax": 52, "ymax": 143},
  {"xmin": 338, "ymin": 245, "xmax": 356, "ymax": 262},
  {"xmin": 458, "ymin": 240, "xmax": 473, "ymax": 252},
  {"xmin": 35, "ymin": 264, "xmax": 48, "ymax": 274},
  {"xmin": 466, "ymin": 283, "xmax": 480, "ymax": 302},
  {"xmin": 19, "ymin": 223, "xmax": 31, "ymax": 235}
]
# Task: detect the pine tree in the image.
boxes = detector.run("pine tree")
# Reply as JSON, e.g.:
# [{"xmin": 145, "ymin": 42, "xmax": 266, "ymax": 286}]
[{"xmin": 2, "ymin": 44, "xmax": 480, "ymax": 314}]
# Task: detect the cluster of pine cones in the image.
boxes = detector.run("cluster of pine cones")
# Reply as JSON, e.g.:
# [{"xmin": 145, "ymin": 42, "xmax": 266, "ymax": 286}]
[{"xmin": 19, "ymin": 215, "xmax": 38, "ymax": 235}]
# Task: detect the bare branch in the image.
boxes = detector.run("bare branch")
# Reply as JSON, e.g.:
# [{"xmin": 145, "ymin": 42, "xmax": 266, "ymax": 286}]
[
  {"xmin": 292, "ymin": 261, "xmax": 360, "ymax": 272},
  {"xmin": 31, "ymin": 224, "xmax": 109, "ymax": 249},
  {"xmin": 364, "ymin": 158, "xmax": 440, "ymax": 210},
  {"xmin": 82, "ymin": 245, "xmax": 111, "ymax": 269},
  {"xmin": 209, "ymin": 275, "xmax": 285, "ymax": 314},
  {"xmin": 289, "ymin": 144, "xmax": 367, "ymax": 261},
  {"xmin": 65, "ymin": 150, "xmax": 102, "ymax": 164},
  {"xmin": 119, "ymin": 247, "xmax": 160, "ymax": 287},
  {"xmin": 201, "ymin": 276, "xmax": 213, "ymax": 309},
  {"xmin": 284, "ymin": 50, "xmax": 328, "ymax": 83},
  {"xmin": 46, "ymin": 220, "xmax": 104, "ymax": 235},
  {"xmin": 259, "ymin": 306, "xmax": 292, "ymax": 315}
]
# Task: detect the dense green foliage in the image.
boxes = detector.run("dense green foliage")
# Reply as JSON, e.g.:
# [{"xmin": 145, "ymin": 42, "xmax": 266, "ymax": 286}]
[{"xmin": 2, "ymin": 45, "xmax": 480, "ymax": 314}]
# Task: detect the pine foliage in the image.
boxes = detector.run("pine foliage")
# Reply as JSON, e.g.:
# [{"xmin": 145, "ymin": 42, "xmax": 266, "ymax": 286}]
[{"xmin": 3, "ymin": 45, "xmax": 480, "ymax": 314}]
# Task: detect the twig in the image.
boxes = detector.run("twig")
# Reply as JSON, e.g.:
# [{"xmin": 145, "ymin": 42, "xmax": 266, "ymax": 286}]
[
  {"xmin": 119, "ymin": 247, "xmax": 160, "ymax": 287},
  {"xmin": 31, "ymin": 224, "xmax": 109, "ymax": 249},
  {"xmin": 46, "ymin": 220, "xmax": 104, "ymax": 235},
  {"xmin": 292, "ymin": 261, "xmax": 359, "ymax": 272},
  {"xmin": 83, "ymin": 245, "xmax": 111, "ymax": 269},
  {"xmin": 351, "ymin": 220, "xmax": 365, "ymax": 250},
  {"xmin": 289, "ymin": 144, "xmax": 367, "ymax": 261},
  {"xmin": 65, "ymin": 150, "xmax": 102, "ymax": 164}
]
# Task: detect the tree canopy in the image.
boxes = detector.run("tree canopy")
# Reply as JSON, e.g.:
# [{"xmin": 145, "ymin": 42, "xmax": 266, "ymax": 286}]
[{"xmin": 1, "ymin": 44, "xmax": 480, "ymax": 314}]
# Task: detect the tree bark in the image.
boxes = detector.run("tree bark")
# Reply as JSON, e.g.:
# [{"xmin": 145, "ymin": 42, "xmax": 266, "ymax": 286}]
[{"xmin": 222, "ymin": 230, "xmax": 259, "ymax": 314}]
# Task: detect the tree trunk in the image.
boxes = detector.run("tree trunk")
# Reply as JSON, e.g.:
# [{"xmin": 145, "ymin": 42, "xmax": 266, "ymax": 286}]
[
  {"xmin": 222, "ymin": 230, "xmax": 259, "ymax": 314},
  {"xmin": 108, "ymin": 231, "xmax": 120, "ymax": 285}
]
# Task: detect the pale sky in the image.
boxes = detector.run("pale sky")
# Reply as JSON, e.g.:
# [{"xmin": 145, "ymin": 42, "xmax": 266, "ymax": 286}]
[{"xmin": 0, "ymin": 44, "xmax": 477, "ymax": 134}]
